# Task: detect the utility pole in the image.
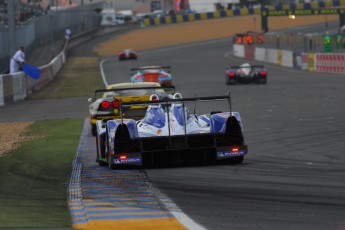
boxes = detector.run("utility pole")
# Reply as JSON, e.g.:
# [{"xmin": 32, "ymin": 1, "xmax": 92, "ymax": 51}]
[
  {"xmin": 7, "ymin": 0, "xmax": 16, "ymax": 59},
  {"xmin": 161, "ymin": 0, "xmax": 165, "ymax": 13}
]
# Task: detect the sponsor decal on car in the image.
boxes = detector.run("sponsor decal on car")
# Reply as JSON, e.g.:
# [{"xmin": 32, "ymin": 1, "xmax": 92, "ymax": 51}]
[
  {"xmin": 217, "ymin": 150, "xmax": 246, "ymax": 158},
  {"xmin": 114, "ymin": 157, "xmax": 142, "ymax": 164}
]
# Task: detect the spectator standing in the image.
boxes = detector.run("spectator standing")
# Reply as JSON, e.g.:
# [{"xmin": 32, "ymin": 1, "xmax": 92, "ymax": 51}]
[{"xmin": 10, "ymin": 46, "xmax": 25, "ymax": 74}]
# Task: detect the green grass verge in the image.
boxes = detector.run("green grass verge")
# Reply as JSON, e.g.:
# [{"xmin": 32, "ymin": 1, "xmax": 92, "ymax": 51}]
[
  {"xmin": 28, "ymin": 57, "xmax": 103, "ymax": 99},
  {"xmin": 0, "ymin": 118, "xmax": 84, "ymax": 228}
]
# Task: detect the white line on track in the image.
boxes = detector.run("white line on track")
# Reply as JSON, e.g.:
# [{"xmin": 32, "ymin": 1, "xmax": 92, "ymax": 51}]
[
  {"xmin": 224, "ymin": 51, "xmax": 233, "ymax": 58},
  {"xmin": 140, "ymin": 171, "xmax": 207, "ymax": 230}
]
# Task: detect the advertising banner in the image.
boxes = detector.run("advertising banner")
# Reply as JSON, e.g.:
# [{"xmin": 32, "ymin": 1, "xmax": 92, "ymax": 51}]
[
  {"xmin": 314, "ymin": 53, "xmax": 345, "ymax": 73},
  {"xmin": 175, "ymin": 0, "xmax": 181, "ymax": 11}
]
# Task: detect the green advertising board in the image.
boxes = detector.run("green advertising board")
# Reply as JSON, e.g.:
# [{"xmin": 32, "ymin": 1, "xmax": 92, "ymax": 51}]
[
  {"xmin": 324, "ymin": 35, "xmax": 332, "ymax": 52},
  {"xmin": 335, "ymin": 34, "xmax": 344, "ymax": 49}
]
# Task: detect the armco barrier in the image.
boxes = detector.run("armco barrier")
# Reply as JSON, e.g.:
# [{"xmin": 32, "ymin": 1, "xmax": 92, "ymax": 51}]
[
  {"xmin": 308, "ymin": 53, "xmax": 315, "ymax": 72},
  {"xmin": 266, "ymin": 48, "xmax": 278, "ymax": 64},
  {"xmin": 281, "ymin": 50, "xmax": 294, "ymax": 68},
  {"xmin": 233, "ymin": 44, "xmax": 245, "ymax": 58},
  {"xmin": 255, "ymin": 47, "xmax": 266, "ymax": 62}
]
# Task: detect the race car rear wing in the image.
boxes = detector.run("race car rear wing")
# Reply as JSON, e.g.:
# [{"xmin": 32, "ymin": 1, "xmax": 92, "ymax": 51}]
[
  {"xmin": 120, "ymin": 93, "xmax": 233, "ymax": 129},
  {"xmin": 93, "ymin": 86, "xmax": 176, "ymax": 97},
  {"xmin": 121, "ymin": 94, "xmax": 231, "ymax": 107},
  {"xmin": 228, "ymin": 65, "xmax": 264, "ymax": 69},
  {"xmin": 131, "ymin": 66, "xmax": 171, "ymax": 73}
]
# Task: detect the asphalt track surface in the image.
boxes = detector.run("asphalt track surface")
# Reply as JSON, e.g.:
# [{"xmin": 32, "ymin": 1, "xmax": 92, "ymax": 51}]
[
  {"xmin": 1, "ymin": 22, "xmax": 345, "ymax": 230},
  {"xmin": 101, "ymin": 37, "xmax": 345, "ymax": 230}
]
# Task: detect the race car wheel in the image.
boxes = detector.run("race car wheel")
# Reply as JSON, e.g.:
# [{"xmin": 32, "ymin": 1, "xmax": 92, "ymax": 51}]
[
  {"xmin": 226, "ymin": 78, "xmax": 236, "ymax": 85},
  {"xmin": 97, "ymin": 138, "xmax": 107, "ymax": 166},
  {"xmin": 258, "ymin": 77, "xmax": 267, "ymax": 84},
  {"xmin": 98, "ymin": 156, "xmax": 107, "ymax": 166},
  {"xmin": 91, "ymin": 124, "xmax": 97, "ymax": 136},
  {"xmin": 225, "ymin": 77, "xmax": 230, "ymax": 85},
  {"xmin": 229, "ymin": 156, "xmax": 244, "ymax": 164}
]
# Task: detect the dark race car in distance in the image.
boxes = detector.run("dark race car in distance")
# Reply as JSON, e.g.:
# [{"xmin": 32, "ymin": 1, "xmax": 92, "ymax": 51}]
[{"xmin": 225, "ymin": 63, "xmax": 267, "ymax": 85}]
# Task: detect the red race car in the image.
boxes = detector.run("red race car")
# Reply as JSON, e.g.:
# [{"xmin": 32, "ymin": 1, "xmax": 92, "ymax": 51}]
[{"xmin": 118, "ymin": 49, "xmax": 138, "ymax": 60}]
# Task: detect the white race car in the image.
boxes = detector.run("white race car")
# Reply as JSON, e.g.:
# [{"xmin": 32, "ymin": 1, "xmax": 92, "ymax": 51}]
[
  {"xmin": 95, "ymin": 93, "xmax": 248, "ymax": 168},
  {"xmin": 225, "ymin": 63, "xmax": 267, "ymax": 84}
]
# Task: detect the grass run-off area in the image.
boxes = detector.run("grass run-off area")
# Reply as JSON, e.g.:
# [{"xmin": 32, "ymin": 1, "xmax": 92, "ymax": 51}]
[
  {"xmin": 28, "ymin": 57, "xmax": 103, "ymax": 100},
  {"xmin": 0, "ymin": 54, "xmax": 101, "ymax": 228},
  {"xmin": 0, "ymin": 118, "xmax": 84, "ymax": 228}
]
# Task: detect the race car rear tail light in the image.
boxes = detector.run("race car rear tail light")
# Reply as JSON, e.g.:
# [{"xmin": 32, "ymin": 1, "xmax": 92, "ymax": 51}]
[
  {"xmin": 152, "ymin": 96, "xmax": 158, "ymax": 101},
  {"xmin": 231, "ymin": 147, "xmax": 239, "ymax": 152},
  {"xmin": 228, "ymin": 72, "xmax": 235, "ymax": 77},
  {"xmin": 135, "ymin": 75, "xmax": 142, "ymax": 80},
  {"xmin": 112, "ymin": 100, "xmax": 119, "ymax": 108},
  {"xmin": 120, "ymin": 155, "xmax": 127, "ymax": 160},
  {"xmin": 160, "ymin": 73, "xmax": 167, "ymax": 78},
  {"xmin": 112, "ymin": 99, "xmax": 120, "ymax": 108},
  {"xmin": 101, "ymin": 101, "xmax": 110, "ymax": 109},
  {"xmin": 261, "ymin": 71, "xmax": 267, "ymax": 76}
]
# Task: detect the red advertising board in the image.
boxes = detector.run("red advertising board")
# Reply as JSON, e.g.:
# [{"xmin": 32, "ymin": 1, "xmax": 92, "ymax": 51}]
[{"xmin": 314, "ymin": 54, "xmax": 345, "ymax": 73}]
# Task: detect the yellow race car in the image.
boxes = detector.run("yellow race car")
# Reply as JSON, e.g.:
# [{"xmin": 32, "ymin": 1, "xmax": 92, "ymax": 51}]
[{"xmin": 88, "ymin": 82, "xmax": 175, "ymax": 136}]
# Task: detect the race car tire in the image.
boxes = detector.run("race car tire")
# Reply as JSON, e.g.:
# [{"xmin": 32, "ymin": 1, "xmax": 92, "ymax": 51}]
[
  {"xmin": 99, "ymin": 157, "xmax": 108, "ymax": 166},
  {"xmin": 211, "ymin": 111, "xmax": 222, "ymax": 115},
  {"xmin": 96, "ymin": 136, "xmax": 108, "ymax": 166},
  {"xmin": 230, "ymin": 155, "xmax": 244, "ymax": 164},
  {"xmin": 91, "ymin": 124, "xmax": 97, "ymax": 136},
  {"xmin": 97, "ymin": 145, "xmax": 108, "ymax": 166},
  {"xmin": 226, "ymin": 78, "xmax": 236, "ymax": 85},
  {"xmin": 225, "ymin": 77, "xmax": 230, "ymax": 85}
]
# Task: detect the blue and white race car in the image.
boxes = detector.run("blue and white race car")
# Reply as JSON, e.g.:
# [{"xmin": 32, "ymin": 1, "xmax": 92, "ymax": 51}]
[
  {"xmin": 130, "ymin": 66, "xmax": 173, "ymax": 86},
  {"xmin": 95, "ymin": 93, "xmax": 247, "ymax": 168}
]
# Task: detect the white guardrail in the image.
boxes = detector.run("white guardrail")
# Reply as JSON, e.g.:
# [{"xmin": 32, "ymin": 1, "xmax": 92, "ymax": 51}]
[
  {"xmin": 0, "ymin": 46, "xmax": 66, "ymax": 107},
  {"xmin": 233, "ymin": 44, "xmax": 345, "ymax": 74}
]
